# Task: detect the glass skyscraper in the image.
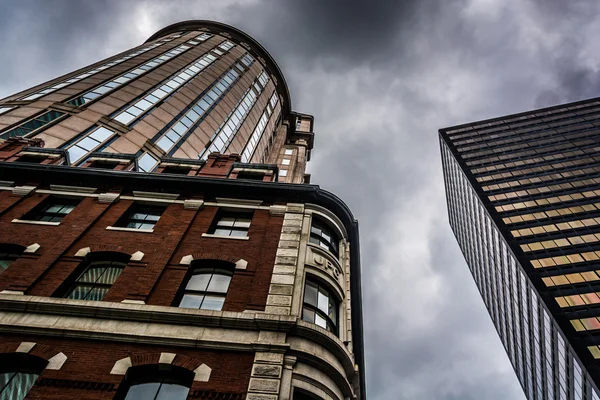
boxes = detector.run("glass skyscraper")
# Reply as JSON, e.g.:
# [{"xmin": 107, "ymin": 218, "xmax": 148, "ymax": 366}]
[{"xmin": 440, "ymin": 97, "xmax": 600, "ymax": 400}]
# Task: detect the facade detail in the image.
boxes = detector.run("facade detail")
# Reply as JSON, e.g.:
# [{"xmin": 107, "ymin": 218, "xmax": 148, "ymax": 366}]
[
  {"xmin": 0, "ymin": 20, "xmax": 365, "ymax": 400},
  {"xmin": 440, "ymin": 97, "xmax": 600, "ymax": 400}
]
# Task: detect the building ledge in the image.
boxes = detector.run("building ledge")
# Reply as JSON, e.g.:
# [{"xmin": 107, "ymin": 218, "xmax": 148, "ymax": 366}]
[
  {"xmin": 12, "ymin": 219, "xmax": 60, "ymax": 226},
  {"xmin": 201, "ymin": 233, "xmax": 249, "ymax": 240},
  {"xmin": 106, "ymin": 226, "xmax": 154, "ymax": 234}
]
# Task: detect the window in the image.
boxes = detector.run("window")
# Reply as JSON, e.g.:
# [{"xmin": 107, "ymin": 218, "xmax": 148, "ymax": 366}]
[
  {"xmin": 115, "ymin": 364, "xmax": 193, "ymax": 400},
  {"xmin": 0, "ymin": 110, "xmax": 65, "ymax": 140},
  {"xmin": 178, "ymin": 264, "xmax": 233, "ymax": 310},
  {"xmin": 0, "ymin": 244, "xmax": 25, "ymax": 275},
  {"xmin": 209, "ymin": 211, "xmax": 253, "ymax": 237},
  {"xmin": 138, "ymin": 152, "xmax": 159, "ymax": 172},
  {"xmin": 115, "ymin": 204, "xmax": 165, "ymax": 230},
  {"xmin": 22, "ymin": 197, "xmax": 80, "ymax": 223},
  {"xmin": 284, "ymin": 149, "xmax": 294, "ymax": 155},
  {"xmin": 0, "ymin": 353, "xmax": 47, "ymax": 400},
  {"xmin": 236, "ymin": 171, "xmax": 264, "ymax": 181},
  {"xmin": 309, "ymin": 218, "xmax": 339, "ymax": 256},
  {"xmin": 64, "ymin": 259, "xmax": 126, "ymax": 301},
  {"xmin": 302, "ymin": 279, "xmax": 338, "ymax": 333},
  {"xmin": 200, "ymin": 70, "xmax": 269, "ymax": 159}
]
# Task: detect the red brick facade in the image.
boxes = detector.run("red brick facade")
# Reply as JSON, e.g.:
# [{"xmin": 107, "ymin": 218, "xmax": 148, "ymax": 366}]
[
  {"xmin": 0, "ymin": 192, "xmax": 283, "ymax": 311},
  {"xmin": 0, "ymin": 334, "xmax": 253, "ymax": 399}
]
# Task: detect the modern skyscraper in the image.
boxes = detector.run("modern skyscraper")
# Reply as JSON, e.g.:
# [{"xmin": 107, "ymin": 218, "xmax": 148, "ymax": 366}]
[
  {"xmin": 0, "ymin": 20, "xmax": 365, "ymax": 400},
  {"xmin": 440, "ymin": 97, "xmax": 600, "ymax": 400}
]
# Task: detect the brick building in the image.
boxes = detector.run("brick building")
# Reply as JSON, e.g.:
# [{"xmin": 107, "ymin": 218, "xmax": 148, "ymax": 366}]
[
  {"xmin": 441, "ymin": 97, "xmax": 600, "ymax": 399},
  {"xmin": 0, "ymin": 21, "xmax": 365, "ymax": 400}
]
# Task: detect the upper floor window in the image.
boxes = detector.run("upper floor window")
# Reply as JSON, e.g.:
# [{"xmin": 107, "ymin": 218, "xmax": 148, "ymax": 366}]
[
  {"xmin": 309, "ymin": 218, "xmax": 340, "ymax": 257},
  {"xmin": 302, "ymin": 279, "xmax": 338, "ymax": 334},
  {"xmin": 22, "ymin": 196, "xmax": 80, "ymax": 223},
  {"xmin": 115, "ymin": 364, "xmax": 192, "ymax": 400},
  {"xmin": 177, "ymin": 263, "xmax": 233, "ymax": 311},
  {"xmin": 115, "ymin": 203, "xmax": 165, "ymax": 230},
  {"xmin": 61, "ymin": 254, "xmax": 128, "ymax": 301},
  {"xmin": 209, "ymin": 211, "xmax": 253, "ymax": 237},
  {"xmin": 0, "ymin": 244, "xmax": 25, "ymax": 275},
  {"xmin": 0, "ymin": 353, "xmax": 47, "ymax": 400}
]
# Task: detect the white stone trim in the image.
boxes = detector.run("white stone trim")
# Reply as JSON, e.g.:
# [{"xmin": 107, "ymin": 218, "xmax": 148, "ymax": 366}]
[
  {"xmin": 37, "ymin": 189, "xmax": 98, "ymax": 198},
  {"xmin": 193, "ymin": 363, "xmax": 212, "ymax": 382},
  {"xmin": 16, "ymin": 342, "xmax": 36, "ymax": 353},
  {"xmin": 215, "ymin": 197, "xmax": 263, "ymax": 207},
  {"xmin": 121, "ymin": 299, "xmax": 146, "ymax": 305},
  {"xmin": 183, "ymin": 199, "xmax": 204, "ymax": 210},
  {"xmin": 50, "ymin": 185, "xmax": 97, "ymax": 194},
  {"xmin": 46, "ymin": 352, "xmax": 67, "ymax": 370},
  {"xmin": 159, "ymin": 352, "xmax": 176, "ymax": 364},
  {"xmin": 180, "ymin": 255, "xmax": 194, "ymax": 265},
  {"xmin": 0, "ymin": 290, "xmax": 24, "ymax": 295},
  {"xmin": 110, "ymin": 357, "xmax": 132, "ymax": 375},
  {"xmin": 24, "ymin": 243, "xmax": 40, "ymax": 253},
  {"xmin": 235, "ymin": 259, "xmax": 248, "ymax": 270},
  {"xmin": 106, "ymin": 226, "xmax": 154, "ymax": 233},
  {"xmin": 12, "ymin": 186, "xmax": 36, "ymax": 197},
  {"xmin": 12, "ymin": 219, "xmax": 60, "ymax": 226},
  {"xmin": 130, "ymin": 251, "xmax": 144, "ymax": 261},
  {"xmin": 0, "ymin": 180, "xmax": 14, "ymax": 188},
  {"xmin": 201, "ymin": 233, "xmax": 249, "ymax": 240},
  {"xmin": 74, "ymin": 247, "xmax": 91, "ymax": 257},
  {"xmin": 132, "ymin": 191, "xmax": 179, "ymax": 201},
  {"xmin": 98, "ymin": 192, "xmax": 120, "ymax": 204},
  {"xmin": 120, "ymin": 196, "xmax": 183, "ymax": 204},
  {"xmin": 269, "ymin": 205, "xmax": 286, "ymax": 216}
]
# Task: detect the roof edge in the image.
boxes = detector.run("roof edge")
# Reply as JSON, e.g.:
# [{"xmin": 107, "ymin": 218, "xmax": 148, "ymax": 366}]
[{"xmin": 145, "ymin": 20, "xmax": 292, "ymax": 120}]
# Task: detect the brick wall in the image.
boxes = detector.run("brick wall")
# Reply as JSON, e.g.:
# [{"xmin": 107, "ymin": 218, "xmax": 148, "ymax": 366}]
[
  {"xmin": 0, "ymin": 190, "xmax": 283, "ymax": 310},
  {"xmin": 0, "ymin": 334, "xmax": 253, "ymax": 399}
]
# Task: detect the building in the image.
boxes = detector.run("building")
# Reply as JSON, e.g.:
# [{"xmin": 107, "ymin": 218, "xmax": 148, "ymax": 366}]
[
  {"xmin": 0, "ymin": 20, "xmax": 365, "ymax": 400},
  {"xmin": 440, "ymin": 97, "xmax": 600, "ymax": 400}
]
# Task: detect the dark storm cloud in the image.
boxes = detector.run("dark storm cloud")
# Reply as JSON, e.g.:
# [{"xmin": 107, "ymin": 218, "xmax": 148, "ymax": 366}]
[{"xmin": 2, "ymin": 0, "xmax": 600, "ymax": 399}]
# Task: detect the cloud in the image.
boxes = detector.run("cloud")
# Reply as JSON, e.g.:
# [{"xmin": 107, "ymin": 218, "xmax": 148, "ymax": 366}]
[{"xmin": 3, "ymin": 0, "xmax": 600, "ymax": 399}]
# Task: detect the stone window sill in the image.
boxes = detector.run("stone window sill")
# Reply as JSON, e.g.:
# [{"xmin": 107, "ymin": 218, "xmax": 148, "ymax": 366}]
[
  {"xmin": 201, "ymin": 233, "xmax": 249, "ymax": 241},
  {"xmin": 12, "ymin": 219, "xmax": 60, "ymax": 226},
  {"xmin": 106, "ymin": 226, "xmax": 154, "ymax": 233}
]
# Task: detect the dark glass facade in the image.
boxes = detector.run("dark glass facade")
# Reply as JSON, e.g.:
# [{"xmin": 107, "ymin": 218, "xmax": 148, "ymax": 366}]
[{"xmin": 440, "ymin": 97, "xmax": 600, "ymax": 400}]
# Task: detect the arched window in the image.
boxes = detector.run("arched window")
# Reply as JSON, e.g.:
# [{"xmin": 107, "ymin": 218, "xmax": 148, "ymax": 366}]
[
  {"xmin": 59, "ymin": 252, "xmax": 129, "ymax": 301},
  {"xmin": 309, "ymin": 218, "xmax": 339, "ymax": 257},
  {"xmin": 0, "ymin": 353, "xmax": 47, "ymax": 400},
  {"xmin": 114, "ymin": 364, "xmax": 193, "ymax": 400},
  {"xmin": 177, "ymin": 261, "xmax": 233, "ymax": 311},
  {"xmin": 0, "ymin": 244, "xmax": 25, "ymax": 276},
  {"xmin": 302, "ymin": 278, "xmax": 338, "ymax": 334},
  {"xmin": 293, "ymin": 389, "xmax": 323, "ymax": 400}
]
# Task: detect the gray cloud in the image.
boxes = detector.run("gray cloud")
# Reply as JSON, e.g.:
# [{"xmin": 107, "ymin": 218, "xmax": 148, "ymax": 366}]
[{"xmin": 3, "ymin": 0, "xmax": 600, "ymax": 399}]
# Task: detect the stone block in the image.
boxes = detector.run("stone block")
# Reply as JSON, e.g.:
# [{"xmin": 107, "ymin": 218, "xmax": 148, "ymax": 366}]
[
  {"xmin": 267, "ymin": 295, "xmax": 292, "ymax": 307},
  {"xmin": 252, "ymin": 364, "xmax": 282, "ymax": 378},
  {"xmin": 269, "ymin": 284, "xmax": 294, "ymax": 296},
  {"xmin": 270, "ymin": 274, "xmax": 294, "ymax": 285},
  {"xmin": 248, "ymin": 378, "xmax": 280, "ymax": 393},
  {"xmin": 254, "ymin": 352, "xmax": 284, "ymax": 364}
]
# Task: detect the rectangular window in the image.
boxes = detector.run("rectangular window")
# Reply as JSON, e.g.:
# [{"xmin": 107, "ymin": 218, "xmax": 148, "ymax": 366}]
[
  {"xmin": 22, "ymin": 197, "xmax": 80, "ymax": 223},
  {"xmin": 209, "ymin": 211, "xmax": 253, "ymax": 237},
  {"xmin": 20, "ymin": 42, "xmax": 163, "ymax": 101},
  {"xmin": 63, "ymin": 259, "xmax": 126, "ymax": 301},
  {"xmin": 201, "ymin": 70, "xmax": 269, "ymax": 159},
  {"xmin": 112, "ymin": 44, "xmax": 233, "ymax": 127},
  {"xmin": 0, "ymin": 110, "xmax": 65, "ymax": 140},
  {"xmin": 137, "ymin": 152, "xmax": 159, "ymax": 172},
  {"xmin": 154, "ymin": 63, "xmax": 243, "ymax": 154},
  {"xmin": 68, "ymin": 45, "xmax": 191, "ymax": 107},
  {"xmin": 64, "ymin": 125, "xmax": 116, "ymax": 165},
  {"xmin": 115, "ymin": 203, "xmax": 165, "ymax": 230}
]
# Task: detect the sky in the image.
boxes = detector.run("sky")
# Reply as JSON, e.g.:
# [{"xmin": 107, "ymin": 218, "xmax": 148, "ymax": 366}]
[{"xmin": 2, "ymin": 0, "xmax": 600, "ymax": 399}]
